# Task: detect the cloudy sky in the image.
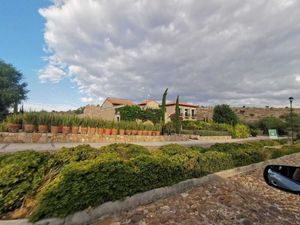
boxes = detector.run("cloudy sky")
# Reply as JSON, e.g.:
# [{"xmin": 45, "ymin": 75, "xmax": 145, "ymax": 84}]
[{"xmin": 1, "ymin": 0, "xmax": 300, "ymax": 110}]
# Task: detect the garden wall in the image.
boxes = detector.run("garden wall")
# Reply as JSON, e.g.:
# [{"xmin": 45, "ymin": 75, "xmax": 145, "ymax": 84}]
[{"xmin": 0, "ymin": 132, "xmax": 232, "ymax": 144}]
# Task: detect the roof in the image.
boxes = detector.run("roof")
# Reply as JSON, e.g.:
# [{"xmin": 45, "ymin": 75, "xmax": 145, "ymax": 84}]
[
  {"xmin": 165, "ymin": 101, "xmax": 198, "ymax": 108},
  {"xmin": 138, "ymin": 99, "xmax": 158, "ymax": 106},
  {"xmin": 104, "ymin": 97, "xmax": 135, "ymax": 106}
]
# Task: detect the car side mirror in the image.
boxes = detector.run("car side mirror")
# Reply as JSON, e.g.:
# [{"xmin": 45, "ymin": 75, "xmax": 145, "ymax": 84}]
[{"xmin": 263, "ymin": 165, "xmax": 300, "ymax": 194}]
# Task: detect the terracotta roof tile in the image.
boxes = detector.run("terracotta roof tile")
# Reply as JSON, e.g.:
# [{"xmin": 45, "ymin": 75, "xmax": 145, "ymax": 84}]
[{"xmin": 106, "ymin": 97, "xmax": 135, "ymax": 106}]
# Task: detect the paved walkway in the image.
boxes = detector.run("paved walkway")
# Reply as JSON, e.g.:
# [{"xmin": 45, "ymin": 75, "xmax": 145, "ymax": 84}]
[
  {"xmin": 93, "ymin": 153, "xmax": 300, "ymax": 225},
  {"xmin": 0, "ymin": 136, "xmax": 276, "ymax": 153}
]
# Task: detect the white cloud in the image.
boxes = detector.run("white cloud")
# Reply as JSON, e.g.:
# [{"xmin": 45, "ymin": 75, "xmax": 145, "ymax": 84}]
[{"xmin": 39, "ymin": 0, "xmax": 300, "ymax": 107}]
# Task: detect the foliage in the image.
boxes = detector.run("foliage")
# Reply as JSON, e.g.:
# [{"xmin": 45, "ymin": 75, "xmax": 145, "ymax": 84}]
[
  {"xmin": 22, "ymin": 112, "xmax": 38, "ymax": 125},
  {"xmin": 182, "ymin": 120, "xmax": 249, "ymax": 138},
  {"xmin": 37, "ymin": 112, "xmax": 51, "ymax": 126},
  {"xmin": 257, "ymin": 116, "xmax": 287, "ymax": 135},
  {"xmin": 0, "ymin": 60, "xmax": 29, "ymax": 120},
  {"xmin": 181, "ymin": 129, "xmax": 230, "ymax": 136},
  {"xmin": 116, "ymin": 105, "xmax": 162, "ymax": 124},
  {"xmin": 174, "ymin": 95, "xmax": 181, "ymax": 134},
  {"xmin": 228, "ymin": 124, "xmax": 250, "ymax": 138},
  {"xmin": 117, "ymin": 105, "xmax": 142, "ymax": 121},
  {"xmin": 161, "ymin": 88, "xmax": 168, "ymax": 124},
  {"xmin": 0, "ymin": 151, "xmax": 50, "ymax": 215},
  {"xmin": 213, "ymin": 104, "xmax": 239, "ymax": 125},
  {"xmin": 5, "ymin": 113, "xmax": 23, "ymax": 124},
  {"xmin": 2, "ymin": 140, "xmax": 299, "ymax": 222},
  {"xmin": 101, "ymin": 143, "xmax": 150, "ymax": 159}
]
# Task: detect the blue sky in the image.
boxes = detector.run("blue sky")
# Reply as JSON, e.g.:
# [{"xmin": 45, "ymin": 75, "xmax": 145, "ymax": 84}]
[{"xmin": 0, "ymin": 0, "xmax": 82, "ymax": 111}]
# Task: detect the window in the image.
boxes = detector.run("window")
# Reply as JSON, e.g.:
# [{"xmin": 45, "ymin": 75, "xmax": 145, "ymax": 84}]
[
  {"xmin": 185, "ymin": 109, "xmax": 188, "ymax": 116},
  {"xmin": 191, "ymin": 109, "xmax": 195, "ymax": 116}
]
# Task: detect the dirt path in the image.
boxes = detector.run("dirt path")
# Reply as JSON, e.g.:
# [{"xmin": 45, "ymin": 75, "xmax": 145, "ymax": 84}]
[{"xmin": 93, "ymin": 154, "xmax": 300, "ymax": 225}]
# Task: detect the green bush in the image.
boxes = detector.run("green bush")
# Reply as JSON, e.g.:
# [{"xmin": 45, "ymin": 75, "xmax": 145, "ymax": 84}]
[
  {"xmin": 100, "ymin": 143, "xmax": 150, "ymax": 159},
  {"xmin": 53, "ymin": 144, "xmax": 101, "ymax": 164},
  {"xmin": 0, "ymin": 151, "xmax": 50, "ymax": 214},
  {"xmin": 205, "ymin": 140, "xmax": 285, "ymax": 167},
  {"xmin": 181, "ymin": 129, "xmax": 230, "ymax": 136},
  {"xmin": 198, "ymin": 151, "xmax": 234, "ymax": 174},
  {"xmin": 30, "ymin": 153, "xmax": 183, "ymax": 221},
  {"xmin": 1, "ymin": 141, "xmax": 298, "ymax": 222},
  {"xmin": 213, "ymin": 104, "xmax": 239, "ymax": 125},
  {"xmin": 229, "ymin": 124, "xmax": 250, "ymax": 138},
  {"xmin": 158, "ymin": 144, "xmax": 189, "ymax": 156}
]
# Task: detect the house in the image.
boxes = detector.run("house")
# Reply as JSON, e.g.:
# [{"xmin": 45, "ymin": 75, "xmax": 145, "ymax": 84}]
[
  {"xmin": 84, "ymin": 97, "xmax": 135, "ymax": 121},
  {"xmin": 165, "ymin": 101, "xmax": 198, "ymax": 121},
  {"xmin": 83, "ymin": 97, "xmax": 199, "ymax": 122},
  {"xmin": 138, "ymin": 99, "xmax": 160, "ymax": 110}
]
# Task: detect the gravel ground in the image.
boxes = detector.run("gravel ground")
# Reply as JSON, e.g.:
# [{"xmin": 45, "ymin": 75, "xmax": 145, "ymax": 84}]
[{"xmin": 93, "ymin": 154, "xmax": 300, "ymax": 225}]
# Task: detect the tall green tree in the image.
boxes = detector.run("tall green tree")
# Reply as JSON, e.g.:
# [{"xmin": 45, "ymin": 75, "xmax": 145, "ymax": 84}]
[
  {"xmin": 174, "ymin": 95, "xmax": 181, "ymax": 134},
  {"xmin": 161, "ymin": 88, "xmax": 168, "ymax": 134},
  {"xmin": 0, "ymin": 60, "xmax": 28, "ymax": 120},
  {"xmin": 213, "ymin": 104, "xmax": 238, "ymax": 125}
]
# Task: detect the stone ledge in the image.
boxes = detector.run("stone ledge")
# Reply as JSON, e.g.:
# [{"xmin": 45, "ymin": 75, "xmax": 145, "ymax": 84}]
[
  {"xmin": 0, "ymin": 132, "xmax": 233, "ymax": 144},
  {"xmin": 1, "ymin": 152, "xmax": 299, "ymax": 225}
]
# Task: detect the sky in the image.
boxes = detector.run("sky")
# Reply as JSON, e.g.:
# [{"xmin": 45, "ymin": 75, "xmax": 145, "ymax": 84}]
[{"xmin": 1, "ymin": 0, "xmax": 300, "ymax": 110}]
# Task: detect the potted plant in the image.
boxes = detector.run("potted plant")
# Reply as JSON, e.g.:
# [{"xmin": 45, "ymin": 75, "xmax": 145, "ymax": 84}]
[
  {"xmin": 71, "ymin": 116, "xmax": 81, "ymax": 134},
  {"xmin": 62, "ymin": 116, "xmax": 72, "ymax": 134},
  {"xmin": 80, "ymin": 118, "xmax": 88, "ymax": 134},
  {"xmin": 23, "ymin": 112, "xmax": 37, "ymax": 133},
  {"xmin": 118, "ymin": 121, "xmax": 125, "ymax": 135},
  {"xmin": 154, "ymin": 124, "xmax": 161, "ymax": 136},
  {"xmin": 37, "ymin": 112, "xmax": 50, "ymax": 133},
  {"xmin": 111, "ymin": 121, "xmax": 118, "ymax": 135},
  {"xmin": 88, "ymin": 118, "xmax": 97, "ymax": 135},
  {"xmin": 6, "ymin": 114, "xmax": 22, "ymax": 133},
  {"xmin": 137, "ymin": 123, "xmax": 143, "ymax": 136},
  {"xmin": 97, "ymin": 119, "xmax": 104, "ymax": 135},
  {"xmin": 104, "ymin": 121, "xmax": 112, "ymax": 135},
  {"xmin": 132, "ymin": 122, "xmax": 138, "ymax": 135},
  {"xmin": 50, "ymin": 114, "xmax": 60, "ymax": 135}
]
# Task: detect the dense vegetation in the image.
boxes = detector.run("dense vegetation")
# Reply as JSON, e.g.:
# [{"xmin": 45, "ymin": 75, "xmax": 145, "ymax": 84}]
[
  {"xmin": 116, "ymin": 105, "xmax": 162, "ymax": 124},
  {"xmin": 213, "ymin": 104, "xmax": 239, "ymax": 125},
  {"xmin": 2, "ymin": 112, "xmax": 161, "ymax": 132},
  {"xmin": 248, "ymin": 113, "xmax": 300, "ymax": 138},
  {"xmin": 0, "ymin": 60, "xmax": 28, "ymax": 120},
  {"xmin": 1, "ymin": 140, "xmax": 298, "ymax": 222},
  {"xmin": 182, "ymin": 120, "xmax": 249, "ymax": 138}
]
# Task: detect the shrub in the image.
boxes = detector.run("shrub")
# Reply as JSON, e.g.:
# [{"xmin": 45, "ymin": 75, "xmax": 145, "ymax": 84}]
[
  {"xmin": 2, "ymin": 141, "xmax": 298, "ymax": 222},
  {"xmin": 22, "ymin": 112, "xmax": 38, "ymax": 125},
  {"xmin": 257, "ymin": 116, "xmax": 287, "ymax": 135},
  {"xmin": 158, "ymin": 144, "xmax": 189, "ymax": 156},
  {"xmin": 0, "ymin": 151, "xmax": 50, "ymax": 215},
  {"xmin": 198, "ymin": 151, "xmax": 234, "ymax": 174},
  {"xmin": 53, "ymin": 144, "xmax": 101, "ymax": 165},
  {"xmin": 213, "ymin": 104, "xmax": 239, "ymax": 125},
  {"xmin": 5, "ymin": 114, "xmax": 23, "ymax": 124},
  {"xmin": 181, "ymin": 129, "xmax": 230, "ymax": 136},
  {"xmin": 229, "ymin": 124, "xmax": 250, "ymax": 138},
  {"xmin": 100, "ymin": 143, "xmax": 150, "ymax": 159},
  {"xmin": 30, "ymin": 153, "xmax": 184, "ymax": 221}
]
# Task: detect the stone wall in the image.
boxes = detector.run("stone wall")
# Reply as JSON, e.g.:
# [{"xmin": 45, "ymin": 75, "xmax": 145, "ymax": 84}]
[
  {"xmin": 0, "ymin": 132, "xmax": 233, "ymax": 144},
  {"xmin": 0, "ymin": 132, "xmax": 189, "ymax": 144}
]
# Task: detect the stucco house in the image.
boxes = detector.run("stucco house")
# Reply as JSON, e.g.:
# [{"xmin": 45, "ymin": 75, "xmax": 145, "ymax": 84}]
[
  {"xmin": 84, "ymin": 97, "xmax": 199, "ymax": 122},
  {"xmin": 84, "ymin": 97, "xmax": 135, "ymax": 121},
  {"xmin": 138, "ymin": 99, "xmax": 160, "ymax": 110},
  {"xmin": 165, "ymin": 101, "xmax": 198, "ymax": 121}
]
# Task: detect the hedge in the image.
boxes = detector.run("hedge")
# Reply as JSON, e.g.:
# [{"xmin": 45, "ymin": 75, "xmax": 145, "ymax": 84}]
[
  {"xmin": 0, "ymin": 140, "xmax": 299, "ymax": 222},
  {"xmin": 181, "ymin": 129, "xmax": 230, "ymax": 136},
  {"xmin": 0, "ymin": 151, "xmax": 50, "ymax": 214}
]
